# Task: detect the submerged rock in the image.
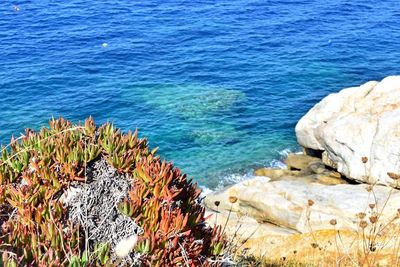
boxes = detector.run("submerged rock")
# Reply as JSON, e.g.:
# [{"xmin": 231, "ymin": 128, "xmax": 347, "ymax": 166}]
[
  {"xmin": 131, "ymin": 84, "xmax": 246, "ymax": 119},
  {"xmin": 296, "ymin": 76, "xmax": 400, "ymax": 188}
]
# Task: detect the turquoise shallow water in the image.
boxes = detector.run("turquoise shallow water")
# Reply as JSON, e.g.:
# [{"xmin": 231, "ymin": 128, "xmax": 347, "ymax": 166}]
[{"xmin": 1, "ymin": 0, "xmax": 400, "ymax": 189}]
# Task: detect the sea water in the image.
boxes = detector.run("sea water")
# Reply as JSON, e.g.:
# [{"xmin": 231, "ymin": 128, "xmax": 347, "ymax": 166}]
[{"xmin": 1, "ymin": 0, "xmax": 399, "ymax": 189}]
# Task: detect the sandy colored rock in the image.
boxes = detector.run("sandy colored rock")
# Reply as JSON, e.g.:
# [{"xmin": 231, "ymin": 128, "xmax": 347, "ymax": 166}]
[
  {"xmin": 315, "ymin": 173, "xmax": 347, "ymax": 185},
  {"xmin": 254, "ymin": 168, "xmax": 300, "ymax": 179},
  {"xmin": 254, "ymin": 154, "xmax": 347, "ymax": 186},
  {"xmin": 308, "ymin": 161, "xmax": 327, "ymax": 174},
  {"xmin": 296, "ymin": 76, "xmax": 400, "ymax": 188},
  {"xmin": 238, "ymin": 228, "xmax": 400, "ymax": 266},
  {"xmin": 325, "ymin": 170, "xmax": 341, "ymax": 179},
  {"xmin": 285, "ymin": 153, "xmax": 321, "ymax": 171}
]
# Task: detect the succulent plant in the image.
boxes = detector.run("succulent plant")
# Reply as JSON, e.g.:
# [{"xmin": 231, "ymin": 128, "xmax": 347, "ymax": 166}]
[{"xmin": 0, "ymin": 117, "xmax": 225, "ymax": 266}]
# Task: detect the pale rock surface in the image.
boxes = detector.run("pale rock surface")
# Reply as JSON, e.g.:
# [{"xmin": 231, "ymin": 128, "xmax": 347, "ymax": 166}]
[
  {"xmin": 204, "ymin": 177, "xmax": 400, "ymax": 233},
  {"xmin": 205, "ymin": 177, "xmax": 400, "ymax": 265},
  {"xmin": 295, "ymin": 76, "xmax": 400, "ymax": 187}
]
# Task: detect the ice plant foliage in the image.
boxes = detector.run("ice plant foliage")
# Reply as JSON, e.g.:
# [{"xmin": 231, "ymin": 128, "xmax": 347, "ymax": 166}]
[{"xmin": 0, "ymin": 117, "xmax": 225, "ymax": 266}]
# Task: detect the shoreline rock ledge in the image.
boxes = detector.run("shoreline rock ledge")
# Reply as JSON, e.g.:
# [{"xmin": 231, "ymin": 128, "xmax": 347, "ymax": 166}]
[
  {"xmin": 204, "ymin": 76, "xmax": 400, "ymax": 264},
  {"xmin": 296, "ymin": 75, "xmax": 400, "ymax": 187}
]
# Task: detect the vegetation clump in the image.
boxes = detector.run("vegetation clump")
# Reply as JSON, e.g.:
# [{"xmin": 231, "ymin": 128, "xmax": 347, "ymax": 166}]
[{"xmin": 0, "ymin": 117, "xmax": 225, "ymax": 266}]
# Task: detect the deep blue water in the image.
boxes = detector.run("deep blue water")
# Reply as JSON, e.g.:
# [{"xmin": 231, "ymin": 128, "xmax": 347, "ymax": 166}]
[{"xmin": 1, "ymin": 0, "xmax": 399, "ymax": 189}]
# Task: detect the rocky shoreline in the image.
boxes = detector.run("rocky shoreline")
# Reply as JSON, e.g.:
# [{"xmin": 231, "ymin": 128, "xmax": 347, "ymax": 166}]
[{"xmin": 204, "ymin": 76, "xmax": 400, "ymax": 265}]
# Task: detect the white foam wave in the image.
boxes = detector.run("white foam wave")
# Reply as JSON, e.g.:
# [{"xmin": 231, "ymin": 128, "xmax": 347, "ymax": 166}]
[
  {"xmin": 203, "ymin": 147, "xmax": 299, "ymax": 192},
  {"xmin": 268, "ymin": 159, "xmax": 287, "ymax": 169},
  {"xmin": 278, "ymin": 148, "xmax": 292, "ymax": 157},
  {"xmin": 199, "ymin": 186, "xmax": 213, "ymax": 198}
]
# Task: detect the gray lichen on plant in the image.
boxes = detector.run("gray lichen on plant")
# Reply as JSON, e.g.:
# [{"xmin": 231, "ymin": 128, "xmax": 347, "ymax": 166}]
[{"xmin": 64, "ymin": 157, "xmax": 144, "ymax": 265}]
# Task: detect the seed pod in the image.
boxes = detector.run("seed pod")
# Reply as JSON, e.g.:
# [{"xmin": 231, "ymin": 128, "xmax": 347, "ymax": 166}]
[
  {"xmin": 228, "ymin": 196, "xmax": 238, "ymax": 204},
  {"xmin": 308, "ymin": 199, "xmax": 314, "ymax": 207},
  {"xmin": 329, "ymin": 219, "xmax": 337, "ymax": 226},
  {"xmin": 359, "ymin": 220, "xmax": 368, "ymax": 229},
  {"xmin": 369, "ymin": 216, "xmax": 378, "ymax": 224},
  {"xmin": 387, "ymin": 172, "xmax": 400, "ymax": 180},
  {"xmin": 370, "ymin": 243, "xmax": 376, "ymax": 252},
  {"xmin": 357, "ymin": 212, "xmax": 366, "ymax": 220}
]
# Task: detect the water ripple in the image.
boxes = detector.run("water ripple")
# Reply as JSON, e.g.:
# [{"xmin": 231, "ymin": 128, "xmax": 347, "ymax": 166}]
[{"xmin": 0, "ymin": 0, "xmax": 399, "ymax": 188}]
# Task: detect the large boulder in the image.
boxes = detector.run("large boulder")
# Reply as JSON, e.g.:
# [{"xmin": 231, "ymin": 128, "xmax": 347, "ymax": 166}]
[{"xmin": 295, "ymin": 76, "xmax": 400, "ymax": 187}]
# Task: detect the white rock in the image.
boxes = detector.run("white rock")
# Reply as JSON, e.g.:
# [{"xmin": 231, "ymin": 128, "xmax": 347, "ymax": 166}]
[
  {"xmin": 115, "ymin": 235, "xmax": 138, "ymax": 258},
  {"xmin": 295, "ymin": 76, "xmax": 400, "ymax": 187},
  {"xmin": 204, "ymin": 177, "xmax": 400, "ymax": 233}
]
